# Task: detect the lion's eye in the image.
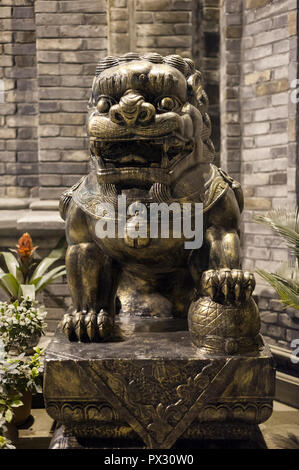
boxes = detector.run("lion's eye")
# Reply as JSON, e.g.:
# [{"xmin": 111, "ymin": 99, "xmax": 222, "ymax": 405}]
[
  {"xmin": 157, "ymin": 97, "xmax": 177, "ymax": 112},
  {"xmin": 97, "ymin": 97, "xmax": 112, "ymax": 114}
]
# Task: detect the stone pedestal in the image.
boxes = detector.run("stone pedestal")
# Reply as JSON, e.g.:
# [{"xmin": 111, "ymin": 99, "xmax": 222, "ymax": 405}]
[{"xmin": 44, "ymin": 323, "xmax": 275, "ymax": 449}]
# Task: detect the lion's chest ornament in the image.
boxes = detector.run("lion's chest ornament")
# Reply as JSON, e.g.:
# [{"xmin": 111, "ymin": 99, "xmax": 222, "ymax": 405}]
[{"xmin": 60, "ymin": 52, "xmax": 259, "ymax": 358}]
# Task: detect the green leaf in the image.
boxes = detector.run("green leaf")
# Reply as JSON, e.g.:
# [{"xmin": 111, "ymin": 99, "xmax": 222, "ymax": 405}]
[
  {"xmin": 30, "ymin": 237, "xmax": 66, "ymax": 283},
  {"xmin": 0, "ymin": 272, "xmax": 19, "ymax": 299},
  {"xmin": 5, "ymin": 409, "xmax": 13, "ymax": 423},
  {"xmin": 19, "ymin": 284, "xmax": 35, "ymax": 301},
  {"xmin": 257, "ymin": 269, "xmax": 299, "ymax": 311},
  {"xmin": 0, "ymin": 252, "xmax": 22, "ymax": 281},
  {"xmin": 11, "ymin": 400, "xmax": 23, "ymax": 408},
  {"xmin": 35, "ymin": 266, "xmax": 66, "ymax": 293}
]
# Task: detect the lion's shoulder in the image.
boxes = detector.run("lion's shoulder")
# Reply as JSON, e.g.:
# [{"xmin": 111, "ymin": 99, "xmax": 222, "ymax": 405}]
[{"xmin": 203, "ymin": 165, "xmax": 243, "ymax": 214}]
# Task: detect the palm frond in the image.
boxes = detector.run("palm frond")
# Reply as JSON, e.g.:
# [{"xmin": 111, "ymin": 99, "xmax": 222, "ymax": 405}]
[
  {"xmin": 256, "ymin": 269, "xmax": 299, "ymax": 310},
  {"xmin": 253, "ymin": 209, "xmax": 299, "ymax": 258}
]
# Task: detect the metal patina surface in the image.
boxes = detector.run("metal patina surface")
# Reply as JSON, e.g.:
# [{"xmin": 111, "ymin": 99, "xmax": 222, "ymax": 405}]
[
  {"xmin": 44, "ymin": 52, "xmax": 275, "ymax": 448},
  {"xmin": 45, "ymin": 328, "xmax": 274, "ymax": 449}
]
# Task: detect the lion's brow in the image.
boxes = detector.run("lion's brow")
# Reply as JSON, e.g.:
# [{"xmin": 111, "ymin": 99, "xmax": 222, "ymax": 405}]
[{"xmin": 97, "ymin": 71, "xmax": 179, "ymax": 97}]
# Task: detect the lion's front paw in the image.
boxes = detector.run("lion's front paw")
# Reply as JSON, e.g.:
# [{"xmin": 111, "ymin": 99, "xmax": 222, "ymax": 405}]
[
  {"xmin": 62, "ymin": 309, "xmax": 114, "ymax": 342},
  {"xmin": 201, "ymin": 268, "xmax": 255, "ymax": 304}
]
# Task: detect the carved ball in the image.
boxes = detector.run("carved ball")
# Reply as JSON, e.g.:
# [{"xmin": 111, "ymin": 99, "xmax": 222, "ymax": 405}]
[{"xmin": 188, "ymin": 296, "xmax": 261, "ymax": 354}]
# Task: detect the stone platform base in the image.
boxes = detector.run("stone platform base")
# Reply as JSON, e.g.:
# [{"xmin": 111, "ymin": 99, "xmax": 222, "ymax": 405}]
[
  {"xmin": 44, "ymin": 326, "xmax": 275, "ymax": 449},
  {"xmin": 49, "ymin": 422, "xmax": 267, "ymax": 449}
]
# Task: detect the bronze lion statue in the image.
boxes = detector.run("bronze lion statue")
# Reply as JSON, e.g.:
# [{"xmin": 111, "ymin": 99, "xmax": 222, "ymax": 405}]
[{"xmin": 60, "ymin": 52, "xmax": 260, "ymax": 355}]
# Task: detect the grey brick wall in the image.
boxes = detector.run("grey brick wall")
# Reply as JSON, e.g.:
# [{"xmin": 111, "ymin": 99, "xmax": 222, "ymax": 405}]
[
  {"xmin": 0, "ymin": 0, "xmax": 38, "ymax": 198},
  {"xmin": 1, "ymin": 0, "xmax": 220, "ymax": 198},
  {"xmin": 35, "ymin": 0, "xmax": 107, "ymax": 199},
  {"xmin": 221, "ymin": 0, "xmax": 299, "ymax": 349}
]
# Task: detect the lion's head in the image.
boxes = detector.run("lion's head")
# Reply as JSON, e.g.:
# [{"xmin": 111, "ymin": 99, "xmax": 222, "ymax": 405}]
[{"xmin": 87, "ymin": 52, "xmax": 215, "ymax": 202}]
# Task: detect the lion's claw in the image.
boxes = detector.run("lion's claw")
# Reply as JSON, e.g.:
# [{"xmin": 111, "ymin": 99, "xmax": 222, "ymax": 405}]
[
  {"xmin": 201, "ymin": 268, "xmax": 255, "ymax": 304},
  {"xmin": 62, "ymin": 309, "xmax": 114, "ymax": 342}
]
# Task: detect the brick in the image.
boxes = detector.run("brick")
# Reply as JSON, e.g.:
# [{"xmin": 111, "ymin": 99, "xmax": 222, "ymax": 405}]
[
  {"xmin": 59, "ymin": 25, "xmax": 107, "ymax": 38},
  {"xmin": 18, "ymin": 151, "xmax": 37, "ymax": 163},
  {"xmin": 246, "ymin": 0, "xmax": 270, "ymax": 8},
  {"xmin": 110, "ymin": 9, "xmax": 129, "ymax": 21},
  {"xmin": 59, "ymin": 1, "xmax": 106, "ymax": 12},
  {"xmin": 15, "ymin": 55, "xmax": 36, "ymax": 67},
  {"xmin": 261, "ymin": 312, "xmax": 278, "ymax": 324},
  {"xmin": 18, "ymin": 127, "xmax": 37, "ymax": 139},
  {"xmin": 35, "ymin": 26, "xmax": 60, "ymax": 38},
  {"xmin": 244, "ymin": 18, "xmax": 272, "ymax": 36},
  {"xmin": 0, "ymin": 7, "xmax": 12, "ymax": 18},
  {"xmin": 39, "ymin": 87, "xmax": 89, "ymax": 100},
  {"xmin": 40, "ymin": 174, "xmax": 62, "ymax": 186},
  {"xmin": 272, "ymin": 92, "xmax": 288, "ymax": 106},
  {"xmin": 243, "ymin": 122, "xmax": 270, "ymax": 136},
  {"xmin": 18, "ymin": 176, "xmax": 39, "ymax": 187},
  {"xmin": 40, "ymin": 138, "xmax": 87, "ymax": 150},
  {"xmin": 270, "ymin": 120, "xmax": 288, "ymax": 133},
  {"xmin": 61, "ymin": 150, "xmax": 88, "ymax": 162},
  {"xmin": 256, "ymin": 79, "xmax": 289, "ymax": 96},
  {"xmin": 4, "ymin": 43, "xmax": 36, "ymax": 55},
  {"xmin": 0, "ymin": 152, "xmax": 16, "ymax": 162},
  {"xmin": 35, "ymin": 1, "xmax": 59, "ymax": 13},
  {"xmin": 36, "ymin": 51, "xmax": 60, "ymax": 63},
  {"xmin": 40, "ymin": 162, "xmax": 87, "ymax": 174},
  {"xmin": 244, "ymin": 70, "xmax": 271, "ymax": 86},
  {"xmin": 60, "ymin": 51, "xmax": 106, "ymax": 64},
  {"xmin": 253, "ymin": 158, "xmax": 287, "ymax": 172},
  {"xmin": 254, "ymin": 105, "xmax": 288, "ymax": 122},
  {"xmin": 0, "ymin": 128, "xmax": 16, "ymax": 139},
  {"xmin": 37, "ymin": 39, "xmax": 83, "ymax": 51},
  {"xmin": 255, "ymin": 54, "xmax": 289, "ymax": 70},
  {"xmin": 225, "ymin": 26, "xmax": 242, "ymax": 38},
  {"xmin": 0, "ymin": 103, "xmax": 16, "ymax": 115},
  {"xmin": 137, "ymin": 23, "xmax": 175, "ymax": 36},
  {"xmin": 136, "ymin": 0, "xmax": 174, "ymax": 10},
  {"xmin": 60, "ymin": 101, "xmax": 87, "ymax": 113},
  {"xmin": 154, "ymin": 11, "xmax": 191, "ymax": 23},
  {"xmin": 6, "ymin": 115, "xmax": 38, "ymax": 127},
  {"xmin": 6, "ymin": 161, "xmax": 38, "ymax": 174},
  {"xmin": 0, "ymin": 32, "xmax": 12, "ymax": 43},
  {"xmin": 288, "ymin": 11, "xmax": 297, "ymax": 36},
  {"xmin": 14, "ymin": 31, "xmax": 35, "ymax": 43},
  {"xmin": 273, "ymin": 40, "xmax": 289, "ymax": 54},
  {"xmin": 13, "ymin": 6, "xmax": 34, "ymax": 18},
  {"xmin": 269, "ymin": 172, "xmax": 287, "ymax": 185},
  {"xmin": 39, "ymin": 126, "xmax": 60, "ymax": 137},
  {"xmin": 40, "ymin": 113, "xmax": 85, "ymax": 125},
  {"xmin": 244, "ymin": 44, "xmax": 272, "ymax": 61},
  {"xmin": 60, "ymin": 126, "xmax": 86, "ymax": 137},
  {"xmin": 256, "ymin": 184, "xmax": 287, "ymax": 197},
  {"xmin": 255, "ymin": 133, "xmax": 288, "ymax": 147},
  {"xmin": 255, "ymin": 29, "xmax": 288, "ymax": 47},
  {"xmin": 244, "ymin": 198, "xmax": 271, "ymax": 210}
]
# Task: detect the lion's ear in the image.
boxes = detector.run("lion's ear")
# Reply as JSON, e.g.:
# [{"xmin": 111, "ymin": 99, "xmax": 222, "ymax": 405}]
[{"xmin": 187, "ymin": 71, "xmax": 203, "ymax": 101}]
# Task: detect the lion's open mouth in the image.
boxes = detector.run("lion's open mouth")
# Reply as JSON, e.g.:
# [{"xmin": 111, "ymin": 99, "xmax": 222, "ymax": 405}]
[{"xmin": 92, "ymin": 137, "xmax": 194, "ymax": 170}]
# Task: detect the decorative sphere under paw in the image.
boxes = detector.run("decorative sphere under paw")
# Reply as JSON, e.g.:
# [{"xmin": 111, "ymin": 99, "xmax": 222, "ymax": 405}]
[{"xmin": 188, "ymin": 296, "xmax": 261, "ymax": 355}]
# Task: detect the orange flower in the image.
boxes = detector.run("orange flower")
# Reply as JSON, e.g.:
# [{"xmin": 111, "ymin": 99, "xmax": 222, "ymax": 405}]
[{"xmin": 16, "ymin": 233, "xmax": 35, "ymax": 260}]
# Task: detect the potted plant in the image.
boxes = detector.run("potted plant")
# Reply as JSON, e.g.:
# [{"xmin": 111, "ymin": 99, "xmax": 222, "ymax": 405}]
[
  {"xmin": 0, "ymin": 391, "xmax": 23, "ymax": 448},
  {"xmin": 0, "ymin": 298, "xmax": 47, "ymax": 355},
  {"xmin": 253, "ymin": 208, "xmax": 299, "ymax": 310},
  {"xmin": 0, "ymin": 232, "xmax": 66, "ymax": 302},
  {"xmin": 0, "ymin": 339, "xmax": 44, "ymax": 427}
]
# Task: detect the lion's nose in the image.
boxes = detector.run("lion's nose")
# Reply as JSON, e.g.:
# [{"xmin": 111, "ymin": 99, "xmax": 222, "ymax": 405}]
[{"xmin": 109, "ymin": 90, "xmax": 155, "ymax": 126}]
